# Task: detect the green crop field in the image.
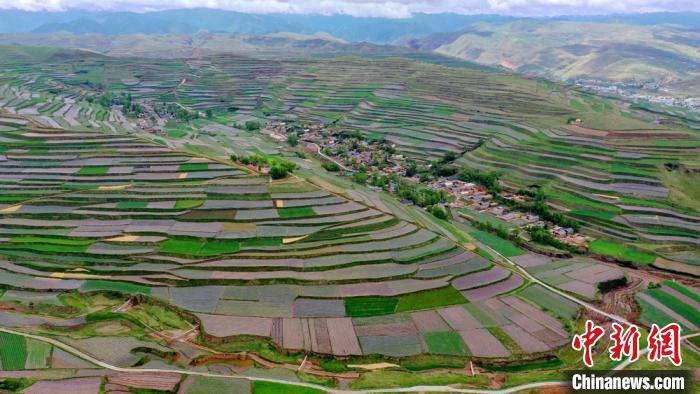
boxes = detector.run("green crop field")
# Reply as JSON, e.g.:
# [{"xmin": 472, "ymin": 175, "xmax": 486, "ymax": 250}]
[
  {"xmin": 589, "ymin": 240, "xmax": 655, "ymax": 265},
  {"xmin": 470, "ymin": 230, "xmax": 524, "ymax": 257},
  {"xmin": 396, "ymin": 287, "xmax": 466, "ymax": 312},
  {"xmin": 179, "ymin": 163, "xmax": 209, "ymax": 171},
  {"xmin": 175, "ymin": 200, "xmax": 205, "ymax": 209},
  {"xmin": 0, "ymin": 332, "xmax": 27, "ymax": 371},
  {"xmin": 345, "ymin": 296, "xmax": 398, "ymax": 317},
  {"xmin": 253, "ymin": 381, "xmax": 325, "ymax": 394},
  {"xmin": 424, "ymin": 331, "xmax": 468, "ymax": 356},
  {"xmin": 278, "ymin": 207, "xmax": 316, "ymax": 218},
  {"xmin": 0, "ymin": 30, "xmax": 698, "ymax": 392},
  {"xmin": 76, "ymin": 166, "xmax": 109, "ymax": 176},
  {"xmin": 82, "ymin": 280, "xmax": 152, "ymax": 295},
  {"xmin": 518, "ymin": 285, "xmax": 579, "ymax": 319},
  {"xmin": 160, "ymin": 239, "xmax": 240, "ymax": 256},
  {"xmin": 24, "ymin": 340, "xmax": 51, "ymax": 369},
  {"xmin": 662, "ymin": 281, "xmax": 700, "ymax": 303},
  {"xmin": 645, "ymin": 289, "xmax": 700, "ymax": 328}
]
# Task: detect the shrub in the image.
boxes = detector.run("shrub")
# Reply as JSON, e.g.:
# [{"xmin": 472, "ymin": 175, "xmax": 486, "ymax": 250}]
[
  {"xmin": 322, "ymin": 162, "xmax": 340, "ymax": 172},
  {"xmin": 429, "ymin": 205, "xmax": 448, "ymax": 220},
  {"xmin": 353, "ymin": 171, "xmax": 368, "ymax": 184},
  {"xmin": 245, "ymin": 121, "xmax": 261, "ymax": 131},
  {"xmin": 269, "ymin": 166, "xmax": 289, "ymax": 179}
]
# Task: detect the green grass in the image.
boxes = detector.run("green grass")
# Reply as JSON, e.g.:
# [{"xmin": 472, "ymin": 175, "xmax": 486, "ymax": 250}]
[
  {"xmin": 349, "ymin": 370, "xmax": 487, "ymax": 389},
  {"xmin": 344, "ymin": 296, "xmax": 398, "ymax": 317},
  {"xmin": 470, "ymin": 230, "xmax": 523, "ymax": 257},
  {"xmin": 0, "ymin": 332, "xmax": 27, "ymax": 370},
  {"xmin": 589, "ymin": 239, "xmax": 655, "ymax": 265},
  {"xmin": 174, "ymin": 199, "xmax": 204, "ymax": 209},
  {"xmin": 253, "ymin": 381, "xmax": 325, "ymax": 394},
  {"xmin": 82, "ymin": 279, "xmax": 152, "ymax": 295},
  {"xmin": 396, "ymin": 286, "xmax": 466, "ymax": 312},
  {"xmin": 278, "ymin": 207, "xmax": 316, "ymax": 218},
  {"xmin": 76, "ymin": 166, "xmax": 109, "ymax": 176},
  {"xmin": 423, "ymin": 331, "xmax": 468, "ymax": 356},
  {"xmin": 484, "ymin": 357, "xmax": 562, "ymax": 372}
]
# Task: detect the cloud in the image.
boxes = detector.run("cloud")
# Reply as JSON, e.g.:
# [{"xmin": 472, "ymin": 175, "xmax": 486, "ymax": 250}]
[{"xmin": 0, "ymin": 0, "xmax": 698, "ymax": 18}]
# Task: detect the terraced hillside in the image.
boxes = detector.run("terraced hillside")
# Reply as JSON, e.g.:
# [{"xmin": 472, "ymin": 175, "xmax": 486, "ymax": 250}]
[
  {"xmin": 0, "ymin": 118, "xmax": 584, "ymax": 370},
  {"xmin": 0, "ymin": 48, "xmax": 698, "ymax": 269}
]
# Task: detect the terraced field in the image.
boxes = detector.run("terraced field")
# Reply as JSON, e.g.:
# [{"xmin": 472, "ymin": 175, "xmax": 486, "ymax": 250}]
[
  {"xmin": 1, "ymin": 49, "xmax": 697, "ymax": 272},
  {"xmin": 0, "ymin": 118, "xmax": 585, "ymax": 371},
  {"xmin": 636, "ymin": 281, "xmax": 700, "ymax": 332}
]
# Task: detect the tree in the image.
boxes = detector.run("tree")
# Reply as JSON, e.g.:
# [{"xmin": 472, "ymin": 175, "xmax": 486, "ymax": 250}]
[
  {"xmin": 405, "ymin": 161, "xmax": 418, "ymax": 177},
  {"xmin": 429, "ymin": 205, "xmax": 448, "ymax": 220},
  {"xmin": 442, "ymin": 151, "xmax": 458, "ymax": 163},
  {"xmin": 206, "ymin": 109, "xmax": 213, "ymax": 119},
  {"xmin": 322, "ymin": 162, "xmax": 341, "ymax": 172},
  {"xmin": 287, "ymin": 134, "xmax": 299, "ymax": 147},
  {"xmin": 353, "ymin": 171, "xmax": 368, "ymax": 184},
  {"xmin": 245, "ymin": 121, "xmax": 261, "ymax": 131},
  {"xmin": 269, "ymin": 166, "xmax": 288, "ymax": 179}
]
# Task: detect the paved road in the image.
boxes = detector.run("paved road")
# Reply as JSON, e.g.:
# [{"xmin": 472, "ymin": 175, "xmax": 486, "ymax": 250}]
[{"xmin": 476, "ymin": 242, "xmax": 632, "ymax": 325}]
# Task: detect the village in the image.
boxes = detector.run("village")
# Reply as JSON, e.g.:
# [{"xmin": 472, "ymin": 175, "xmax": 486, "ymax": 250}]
[{"xmin": 264, "ymin": 121, "xmax": 590, "ymax": 249}]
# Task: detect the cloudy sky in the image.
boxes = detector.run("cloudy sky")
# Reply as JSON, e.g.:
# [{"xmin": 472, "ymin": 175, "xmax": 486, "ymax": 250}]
[{"xmin": 0, "ymin": 0, "xmax": 698, "ymax": 18}]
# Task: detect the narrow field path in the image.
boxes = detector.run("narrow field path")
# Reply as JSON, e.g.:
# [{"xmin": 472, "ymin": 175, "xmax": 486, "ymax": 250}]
[{"xmin": 307, "ymin": 142, "xmax": 350, "ymax": 171}]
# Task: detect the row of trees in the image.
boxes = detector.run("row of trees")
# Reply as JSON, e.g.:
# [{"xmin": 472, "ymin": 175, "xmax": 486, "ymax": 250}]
[
  {"xmin": 457, "ymin": 168, "xmax": 579, "ymax": 231},
  {"xmin": 231, "ymin": 154, "xmax": 297, "ymax": 179}
]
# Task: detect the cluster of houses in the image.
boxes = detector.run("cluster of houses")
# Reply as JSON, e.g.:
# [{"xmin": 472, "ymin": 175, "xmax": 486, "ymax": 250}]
[
  {"xmin": 267, "ymin": 121, "xmax": 414, "ymax": 178},
  {"xmin": 428, "ymin": 177, "xmax": 588, "ymax": 247},
  {"xmin": 127, "ymin": 100, "xmax": 169, "ymax": 134},
  {"xmin": 264, "ymin": 121, "xmax": 589, "ymax": 248}
]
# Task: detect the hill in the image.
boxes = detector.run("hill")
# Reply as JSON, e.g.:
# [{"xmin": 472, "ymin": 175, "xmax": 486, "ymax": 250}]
[{"xmin": 414, "ymin": 19, "xmax": 700, "ymax": 83}]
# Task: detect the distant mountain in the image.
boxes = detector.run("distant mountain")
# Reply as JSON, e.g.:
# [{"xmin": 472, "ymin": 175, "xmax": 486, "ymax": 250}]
[
  {"xmin": 0, "ymin": 31, "xmax": 414, "ymax": 59},
  {"xmin": 3, "ymin": 9, "xmax": 699, "ymax": 83},
  {"xmin": 33, "ymin": 13, "xmax": 199, "ymax": 35},
  {"xmin": 8, "ymin": 9, "xmax": 513, "ymax": 43},
  {"xmin": 412, "ymin": 19, "xmax": 700, "ymax": 83}
]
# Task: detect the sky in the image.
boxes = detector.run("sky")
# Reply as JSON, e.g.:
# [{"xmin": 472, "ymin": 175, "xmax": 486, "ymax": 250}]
[{"xmin": 0, "ymin": 0, "xmax": 699, "ymax": 18}]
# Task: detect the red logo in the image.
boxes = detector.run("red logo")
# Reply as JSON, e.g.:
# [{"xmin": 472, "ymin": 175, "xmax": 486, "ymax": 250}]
[
  {"xmin": 609, "ymin": 322, "xmax": 640, "ymax": 362},
  {"xmin": 572, "ymin": 320, "xmax": 605, "ymax": 367},
  {"xmin": 647, "ymin": 323, "xmax": 682, "ymax": 366},
  {"xmin": 573, "ymin": 320, "xmax": 683, "ymax": 367}
]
